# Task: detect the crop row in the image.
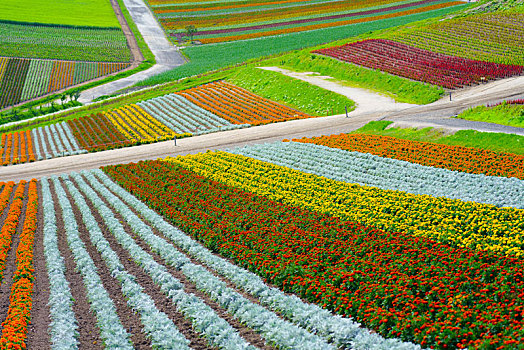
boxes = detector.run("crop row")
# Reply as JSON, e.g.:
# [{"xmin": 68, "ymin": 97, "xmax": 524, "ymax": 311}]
[
  {"xmin": 170, "ymin": 0, "xmax": 456, "ymax": 43},
  {"xmin": 0, "ymin": 57, "xmax": 130, "ymax": 108},
  {"xmin": 159, "ymin": 0, "xmax": 461, "ymax": 44},
  {"xmin": 36, "ymin": 169, "xmax": 417, "ymax": 349},
  {"xmin": 0, "ymin": 21, "xmax": 131, "ymax": 62},
  {"xmin": 0, "ymin": 179, "xmax": 38, "ymax": 349},
  {"xmin": 0, "ymin": 122, "xmax": 88, "ymax": 166},
  {"xmin": 488, "ymin": 98, "xmax": 524, "ymax": 107},
  {"xmin": 292, "ymin": 133, "xmax": 524, "ymax": 179},
  {"xmin": 313, "ymin": 39, "xmax": 524, "ymax": 89},
  {"xmin": 179, "ymin": 80, "xmax": 311, "ymax": 125},
  {"xmin": 230, "ymin": 141, "xmax": 524, "ymax": 208},
  {"xmin": 1, "ymin": 80, "xmax": 309, "ymax": 166},
  {"xmin": 168, "ymin": 151, "xmax": 524, "ymax": 256},
  {"xmin": 138, "ymin": 93, "xmax": 250, "ymax": 134},
  {"xmin": 104, "ymin": 159, "xmax": 524, "ymax": 349},
  {"xmin": 190, "ymin": 2, "xmax": 462, "ymax": 44},
  {"xmin": 391, "ymin": 12, "xmax": 524, "ymax": 66},
  {"xmin": 0, "ymin": 130, "xmax": 35, "ymax": 165}
]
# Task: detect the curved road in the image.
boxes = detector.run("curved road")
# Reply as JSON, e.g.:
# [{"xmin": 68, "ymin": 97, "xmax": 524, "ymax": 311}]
[{"xmin": 78, "ymin": 0, "xmax": 185, "ymax": 103}]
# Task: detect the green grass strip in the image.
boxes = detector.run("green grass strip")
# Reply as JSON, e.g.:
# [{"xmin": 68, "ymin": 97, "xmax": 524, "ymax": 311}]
[
  {"xmin": 456, "ymin": 103, "xmax": 524, "ymax": 128},
  {"xmin": 226, "ymin": 66, "xmax": 354, "ymax": 116}
]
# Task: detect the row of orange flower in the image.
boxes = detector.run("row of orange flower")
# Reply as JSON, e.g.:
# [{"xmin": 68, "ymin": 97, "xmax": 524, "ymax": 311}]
[
  {"xmin": 1, "ymin": 131, "xmax": 36, "ymax": 166},
  {"xmin": 180, "ymin": 81, "xmax": 310, "ymax": 125},
  {"xmin": 0, "ymin": 182, "xmax": 25, "ymax": 283},
  {"xmin": 0, "ymin": 180, "xmax": 38, "ymax": 350},
  {"xmin": 293, "ymin": 133, "xmax": 524, "ymax": 179}
]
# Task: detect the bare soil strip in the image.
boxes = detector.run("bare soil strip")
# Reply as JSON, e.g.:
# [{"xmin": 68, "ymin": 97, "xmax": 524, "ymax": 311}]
[
  {"xmin": 59, "ymin": 178, "xmax": 151, "ymax": 349},
  {"xmin": 0, "ymin": 184, "xmax": 28, "ymax": 330},
  {"xmin": 26, "ymin": 183, "xmax": 52, "ymax": 350},
  {"xmin": 70, "ymin": 175, "xmax": 217, "ymax": 349},
  {"xmin": 49, "ymin": 181, "xmax": 103, "ymax": 350}
]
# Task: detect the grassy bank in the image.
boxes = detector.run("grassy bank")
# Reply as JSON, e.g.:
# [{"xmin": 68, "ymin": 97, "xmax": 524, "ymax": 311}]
[
  {"xmin": 456, "ymin": 103, "xmax": 524, "ymax": 128},
  {"xmin": 262, "ymin": 51, "xmax": 443, "ymax": 104},
  {"xmin": 227, "ymin": 66, "xmax": 355, "ymax": 116}
]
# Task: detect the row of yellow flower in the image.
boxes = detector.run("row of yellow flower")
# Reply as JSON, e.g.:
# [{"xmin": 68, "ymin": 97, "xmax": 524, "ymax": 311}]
[
  {"xmin": 167, "ymin": 151, "xmax": 524, "ymax": 257},
  {"xmin": 104, "ymin": 104, "xmax": 174, "ymax": 144}
]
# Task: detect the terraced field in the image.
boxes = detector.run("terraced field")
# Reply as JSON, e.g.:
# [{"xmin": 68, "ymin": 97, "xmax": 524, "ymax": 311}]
[
  {"xmin": 148, "ymin": 0, "xmax": 463, "ymax": 44},
  {"xmin": 0, "ymin": 81, "xmax": 312, "ymax": 165}
]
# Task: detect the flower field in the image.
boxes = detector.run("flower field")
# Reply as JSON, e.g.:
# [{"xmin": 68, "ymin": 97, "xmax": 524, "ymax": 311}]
[
  {"xmin": 1, "ymin": 81, "xmax": 314, "ymax": 165},
  {"xmin": 292, "ymin": 133, "xmax": 524, "ymax": 179},
  {"xmin": 148, "ymin": 0, "xmax": 463, "ymax": 44},
  {"xmin": 102, "ymin": 137, "xmax": 524, "ymax": 349},
  {"xmin": 1, "ymin": 129, "xmax": 523, "ymax": 349},
  {"xmin": 0, "ymin": 21, "xmax": 130, "ymax": 62},
  {"xmin": 313, "ymin": 39, "xmax": 524, "ymax": 89},
  {"xmin": 0, "ymin": 57, "xmax": 130, "ymax": 109},
  {"xmin": 390, "ymin": 12, "xmax": 524, "ymax": 66},
  {"xmin": 0, "ymin": 179, "xmax": 38, "ymax": 349},
  {"xmin": 179, "ymin": 81, "xmax": 310, "ymax": 125}
]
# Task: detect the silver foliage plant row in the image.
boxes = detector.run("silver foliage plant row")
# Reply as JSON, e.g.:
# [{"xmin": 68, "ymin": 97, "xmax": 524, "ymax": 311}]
[
  {"xmin": 41, "ymin": 166, "xmax": 424, "ymax": 350},
  {"xmin": 93, "ymin": 169, "xmax": 422, "ymax": 350},
  {"xmin": 230, "ymin": 141, "xmax": 524, "ymax": 209}
]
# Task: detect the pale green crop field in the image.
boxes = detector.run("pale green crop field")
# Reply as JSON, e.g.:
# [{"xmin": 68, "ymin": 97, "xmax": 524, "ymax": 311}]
[{"xmin": 0, "ymin": 0, "xmax": 120, "ymax": 27}]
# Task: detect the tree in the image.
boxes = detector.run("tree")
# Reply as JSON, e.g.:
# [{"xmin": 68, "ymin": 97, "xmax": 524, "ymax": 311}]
[
  {"xmin": 185, "ymin": 25, "xmax": 197, "ymax": 43},
  {"xmin": 73, "ymin": 90, "xmax": 81, "ymax": 101},
  {"xmin": 60, "ymin": 94, "xmax": 67, "ymax": 106}
]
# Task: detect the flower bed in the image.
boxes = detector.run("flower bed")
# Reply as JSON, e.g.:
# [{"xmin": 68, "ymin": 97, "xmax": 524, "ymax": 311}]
[
  {"xmin": 292, "ymin": 133, "xmax": 524, "ymax": 179},
  {"xmin": 104, "ymin": 159, "xmax": 524, "ymax": 349},
  {"xmin": 313, "ymin": 39, "xmax": 524, "ymax": 88}
]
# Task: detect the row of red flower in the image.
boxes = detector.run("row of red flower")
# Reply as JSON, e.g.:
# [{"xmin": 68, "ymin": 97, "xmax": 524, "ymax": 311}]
[
  {"xmin": 313, "ymin": 39, "xmax": 524, "ymax": 89},
  {"xmin": 104, "ymin": 160, "xmax": 524, "ymax": 349}
]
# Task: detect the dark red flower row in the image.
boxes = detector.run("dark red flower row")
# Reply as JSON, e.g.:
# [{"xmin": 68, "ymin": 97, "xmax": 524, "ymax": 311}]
[
  {"xmin": 313, "ymin": 39, "xmax": 524, "ymax": 88},
  {"xmin": 104, "ymin": 160, "xmax": 524, "ymax": 350}
]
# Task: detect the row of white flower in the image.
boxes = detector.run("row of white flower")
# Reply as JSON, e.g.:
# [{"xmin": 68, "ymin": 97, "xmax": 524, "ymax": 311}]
[
  {"xmin": 84, "ymin": 170, "xmax": 333, "ymax": 350},
  {"xmin": 139, "ymin": 93, "xmax": 235, "ymax": 134},
  {"xmin": 32, "ymin": 123, "xmax": 87, "ymax": 161},
  {"xmin": 60, "ymin": 175, "xmax": 192, "ymax": 349},
  {"xmin": 93, "ymin": 169, "xmax": 421, "ymax": 350},
  {"xmin": 230, "ymin": 141, "xmax": 524, "ymax": 209},
  {"xmin": 41, "ymin": 179, "xmax": 79, "ymax": 350},
  {"xmin": 69, "ymin": 172, "xmax": 256, "ymax": 349},
  {"xmin": 50, "ymin": 176, "xmax": 134, "ymax": 349},
  {"xmin": 166, "ymin": 94, "xmax": 232, "ymax": 128}
]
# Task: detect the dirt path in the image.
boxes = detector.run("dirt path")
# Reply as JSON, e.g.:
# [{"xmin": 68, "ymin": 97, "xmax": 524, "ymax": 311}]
[
  {"xmin": 258, "ymin": 67, "xmax": 418, "ymax": 114},
  {"xmin": 78, "ymin": 0, "xmax": 186, "ymax": 103},
  {"xmin": 111, "ymin": 0, "xmax": 143, "ymax": 65}
]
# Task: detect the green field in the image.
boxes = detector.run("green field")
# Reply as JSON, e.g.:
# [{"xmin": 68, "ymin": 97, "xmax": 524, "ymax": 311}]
[
  {"xmin": 0, "ymin": 0, "xmax": 120, "ymax": 27},
  {"xmin": 456, "ymin": 103, "xmax": 524, "ymax": 128},
  {"xmin": 353, "ymin": 121, "xmax": 524, "ymax": 154}
]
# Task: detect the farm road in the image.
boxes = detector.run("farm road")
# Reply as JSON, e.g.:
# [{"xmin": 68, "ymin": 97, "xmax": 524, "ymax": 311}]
[
  {"xmin": 78, "ymin": 0, "xmax": 185, "ymax": 103},
  {"xmin": 3, "ymin": 72, "xmax": 524, "ymax": 182},
  {"xmin": 258, "ymin": 67, "xmax": 418, "ymax": 114},
  {"xmin": 0, "ymin": 112, "xmax": 382, "ymax": 182}
]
